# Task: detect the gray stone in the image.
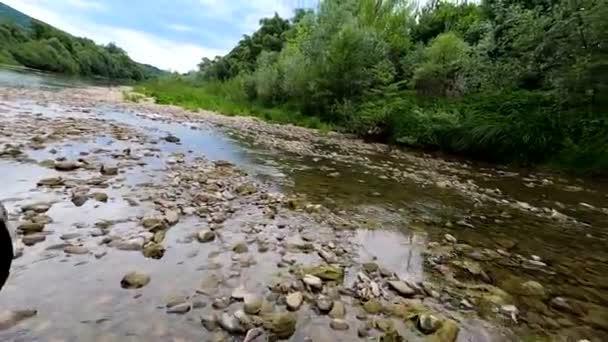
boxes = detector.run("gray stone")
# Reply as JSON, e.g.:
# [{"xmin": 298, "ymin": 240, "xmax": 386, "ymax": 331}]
[
  {"xmin": 232, "ymin": 242, "xmax": 249, "ymax": 254},
  {"xmin": 120, "ymin": 271, "xmax": 150, "ymax": 289},
  {"xmin": 197, "ymin": 230, "xmax": 215, "ymax": 243},
  {"xmin": 244, "ymin": 295, "xmax": 263, "ymax": 315},
  {"xmin": 17, "ymin": 222, "xmax": 45, "ymax": 234},
  {"xmin": 54, "ymin": 161, "xmax": 80, "ymax": 171},
  {"xmin": 219, "ymin": 313, "xmax": 245, "ymax": 334},
  {"xmin": 167, "ymin": 303, "xmax": 191, "ymax": 314},
  {"xmin": 64, "ymin": 245, "xmax": 89, "ymax": 255},
  {"xmin": 243, "ymin": 328, "xmax": 267, "ymax": 342},
  {"xmin": 286, "ymin": 292, "xmax": 303, "ymax": 311},
  {"xmin": 388, "ymin": 280, "xmax": 415, "ymax": 297},
  {"xmin": 22, "ymin": 233, "xmax": 46, "ymax": 246},
  {"xmin": 201, "ymin": 314, "xmax": 219, "ymax": 331},
  {"xmin": 328, "ymin": 301, "xmax": 345, "ymax": 319},
  {"xmin": 303, "ymin": 274, "xmax": 323, "ymax": 290},
  {"xmin": 317, "ymin": 295, "xmax": 333, "ymax": 312},
  {"xmin": 417, "ymin": 314, "xmax": 442, "ymax": 334},
  {"xmin": 330, "ymin": 319, "xmax": 349, "ymax": 331}
]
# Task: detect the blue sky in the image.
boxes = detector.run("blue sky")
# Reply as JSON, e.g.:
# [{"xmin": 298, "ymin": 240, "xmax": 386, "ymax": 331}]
[{"xmin": 3, "ymin": 0, "xmax": 318, "ymax": 72}]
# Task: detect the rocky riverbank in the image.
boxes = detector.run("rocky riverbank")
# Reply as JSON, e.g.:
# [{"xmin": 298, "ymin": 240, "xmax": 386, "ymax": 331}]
[{"xmin": 0, "ymin": 85, "xmax": 606, "ymax": 341}]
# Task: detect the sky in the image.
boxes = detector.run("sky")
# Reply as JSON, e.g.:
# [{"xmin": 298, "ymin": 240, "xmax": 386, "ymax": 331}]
[{"xmin": 2, "ymin": 0, "xmax": 319, "ymax": 72}]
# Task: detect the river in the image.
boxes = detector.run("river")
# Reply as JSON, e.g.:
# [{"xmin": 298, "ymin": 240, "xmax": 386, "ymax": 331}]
[{"xmin": 0, "ymin": 68, "xmax": 607, "ymax": 341}]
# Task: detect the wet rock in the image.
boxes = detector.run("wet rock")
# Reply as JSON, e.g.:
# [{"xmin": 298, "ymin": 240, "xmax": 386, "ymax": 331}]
[
  {"xmin": 444, "ymin": 234, "xmax": 457, "ymax": 244},
  {"xmin": 244, "ymin": 295, "xmax": 263, "ymax": 315},
  {"xmin": 357, "ymin": 325, "xmax": 369, "ymax": 338},
  {"xmin": 430, "ymin": 318, "xmax": 459, "ymax": 342},
  {"xmin": 143, "ymin": 243, "xmax": 165, "ymax": 259},
  {"xmin": 37, "ymin": 177, "xmax": 65, "ymax": 187},
  {"xmin": 330, "ymin": 319, "xmax": 349, "ymax": 331},
  {"xmin": 520, "ymin": 280, "xmax": 546, "ymax": 298},
  {"xmin": 92, "ymin": 192, "xmax": 108, "ymax": 202},
  {"xmin": 236, "ymin": 182, "xmax": 257, "ymax": 195},
  {"xmin": 22, "ymin": 233, "xmax": 46, "ymax": 246},
  {"xmin": 100, "ymin": 164, "xmax": 119, "ymax": 176},
  {"xmin": 286, "ymin": 292, "xmax": 303, "ymax": 311},
  {"xmin": 550, "ymin": 297, "xmax": 580, "ymax": 315},
  {"xmin": 500, "ymin": 305, "xmax": 519, "ymax": 322},
  {"xmin": 21, "ymin": 202, "xmax": 52, "ymax": 213},
  {"xmin": 112, "ymin": 238, "xmax": 145, "ymax": 251},
  {"xmin": 231, "ymin": 286, "xmax": 249, "ymax": 301},
  {"xmin": 201, "ymin": 314, "xmax": 219, "ymax": 331},
  {"xmin": 167, "ymin": 303, "xmax": 191, "ymax": 314},
  {"xmin": 0, "ymin": 309, "xmax": 37, "ymax": 331},
  {"xmin": 219, "ymin": 313, "xmax": 245, "ymax": 334},
  {"xmin": 388, "ymin": 281, "xmax": 415, "ymax": 297},
  {"xmin": 17, "ymin": 222, "xmax": 45, "ymax": 234},
  {"xmin": 232, "ymin": 242, "xmax": 249, "ymax": 254},
  {"xmin": 417, "ymin": 314, "xmax": 442, "ymax": 334},
  {"xmin": 212, "ymin": 297, "xmax": 231, "ymax": 310},
  {"xmin": 71, "ymin": 194, "xmax": 88, "ymax": 207},
  {"xmin": 362, "ymin": 262, "xmax": 379, "ymax": 274},
  {"xmin": 64, "ymin": 245, "xmax": 89, "ymax": 255},
  {"xmin": 142, "ymin": 217, "xmax": 166, "ymax": 231},
  {"xmin": 54, "ymin": 161, "xmax": 80, "ymax": 171},
  {"xmin": 197, "ymin": 230, "xmax": 215, "ymax": 243},
  {"xmin": 234, "ymin": 309, "xmax": 254, "ymax": 330},
  {"xmin": 303, "ymin": 274, "xmax": 323, "ymax": 290},
  {"xmin": 60, "ymin": 233, "xmax": 81, "ymax": 240},
  {"xmin": 94, "ymin": 251, "xmax": 107, "ymax": 259},
  {"xmin": 363, "ymin": 299, "xmax": 383, "ymax": 314},
  {"xmin": 318, "ymin": 249, "xmax": 337, "ymax": 263},
  {"xmin": 164, "ymin": 135, "xmax": 181, "ymax": 143},
  {"xmin": 153, "ymin": 230, "xmax": 166, "ymax": 244},
  {"xmin": 164, "ymin": 210, "xmax": 179, "ymax": 225},
  {"xmin": 317, "ymin": 295, "xmax": 333, "ymax": 312},
  {"xmin": 120, "ymin": 271, "xmax": 150, "ymax": 289},
  {"xmin": 303, "ymin": 265, "xmax": 344, "ymax": 281},
  {"xmin": 243, "ymin": 328, "xmax": 267, "ymax": 342},
  {"xmin": 262, "ymin": 312, "xmax": 297, "ymax": 340},
  {"xmin": 329, "ymin": 301, "xmax": 346, "ymax": 319}
]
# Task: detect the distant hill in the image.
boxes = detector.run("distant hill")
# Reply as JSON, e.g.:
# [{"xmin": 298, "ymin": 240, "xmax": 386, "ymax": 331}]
[
  {"xmin": 0, "ymin": 2, "xmax": 167, "ymax": 80},
  {"xmin": 0, "ymin": 2, "xmax": 31, "ymax": 28}
]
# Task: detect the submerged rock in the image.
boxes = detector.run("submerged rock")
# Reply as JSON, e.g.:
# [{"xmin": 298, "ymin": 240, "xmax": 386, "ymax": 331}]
[
  {"xmin": 329, "ymin": 301, "xmax": 346, "ymax": 319},
  {"xmin": 317, "ymin": 295, "xmax": 333, "ymax": 312},
  {"xmin": 219, "ymin": 312, "xmax": 245, "ymax": 334},
  {"xmin": 92, "ymin": 192, "xmax": 108, "ymax": 202},
  {"xmin": 244, "ymin": 295, "xmax": 263, "ymax": 315},
  {"xmin": 0, "ymin": 309, "xmax": 37, "ymax": 331},
  {"xmin": 17, "ymin": 222, "xmax": 45, "ymax": 234},
  {"xmin": 330, "ymin": 318, "xmax": 349, "ymax": 330},
  {"xmin": 37, "ymin": 177, "xmax": 65, "ymax": 187},
  {"xmin": 100, "ymin": 164, "xmax": 118, "ymax": 176},
  {"xmin": 64, "ymin": 245, "xmax": 89, "ymax": 255},
  {"xmin": 120, "ymin": 271, "xmax": 150, "ymax": 289},
  {"xmin": 54, "ymin": 161, "xmax": 80, "ymax": 171},
  {"xmin": 164, "ymin": 135, "xmax": 181, "ymax": 143},
  {"xmin": 22, "ymin": 233, "xmax": 46, "ymax": 246},
  {"xmin": 232, "ymin": 242, "xmax": 249, "ymax": 254},
  {"xmin": 197, "ymin": 230, "xmax": 215, "ymax": 243},
  {"xmin": 167, "ymin": 302, "xmax": 191, "ymax": 314},
  {"xmin": 417, "ymin": 314, "xmax": 442, "ymax": 334},
  {"xmin": 243, "ymin": 328, "xmax": 267, "ymax": 342},
  {"xmin": 143, "ymin": 243, "xmax": 165, "ymax": 259}
]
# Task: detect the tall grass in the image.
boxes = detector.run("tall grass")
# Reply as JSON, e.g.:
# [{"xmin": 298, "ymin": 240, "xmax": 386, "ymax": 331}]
[{"xmin": 135, "ymin": 78, "xmax": 333, "ymax": 131}]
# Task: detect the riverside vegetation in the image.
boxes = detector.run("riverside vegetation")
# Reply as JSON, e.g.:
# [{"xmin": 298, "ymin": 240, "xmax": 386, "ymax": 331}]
[{"xmin": 137, "ymin": 0, "xmax": 607, "ymax": 174}]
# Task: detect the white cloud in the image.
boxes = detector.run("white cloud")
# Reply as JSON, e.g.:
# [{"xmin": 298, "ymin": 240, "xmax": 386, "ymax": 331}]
[
  {"xmin": 2, "ymin": 0, "xmax": 226, "ymax": 72},
  {"xmin": 64, "ymin": 0, "xmax": 105, "ymax": 10}
]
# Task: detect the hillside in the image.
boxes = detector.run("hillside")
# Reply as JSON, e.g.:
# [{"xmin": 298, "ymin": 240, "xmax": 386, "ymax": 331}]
[
  {"xmin": 0, "ymin": 2, "xmax": 165, "ymax": 80},
  {"xmin": 0, "ymin": 2, "xmax": 30, "ymax": 28}
]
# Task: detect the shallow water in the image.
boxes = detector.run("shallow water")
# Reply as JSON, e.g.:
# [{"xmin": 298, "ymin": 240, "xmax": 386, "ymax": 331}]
[{"xmin": 1, "ymin": 69, "xmax": 608, "ymax": 341}]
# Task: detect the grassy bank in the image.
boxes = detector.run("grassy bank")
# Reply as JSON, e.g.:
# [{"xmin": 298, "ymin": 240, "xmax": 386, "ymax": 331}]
[{"xmin": 135, "ymin": 78, "xmax": 333, "ymax": 131}]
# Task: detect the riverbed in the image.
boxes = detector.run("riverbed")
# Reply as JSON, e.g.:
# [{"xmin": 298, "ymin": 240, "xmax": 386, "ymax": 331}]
[{"xmin": 0, "ymin": 69, "xmax": 607, "ymax": 342}]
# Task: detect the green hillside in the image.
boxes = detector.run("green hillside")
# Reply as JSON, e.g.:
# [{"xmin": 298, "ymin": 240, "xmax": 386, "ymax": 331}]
[
  {"xmin": 0, "ymin": 2, "xmax": 165, "ymax": 80},
  {"xmin": 0, "ymin": 2, "xmax": 31, "ymax": 28}
]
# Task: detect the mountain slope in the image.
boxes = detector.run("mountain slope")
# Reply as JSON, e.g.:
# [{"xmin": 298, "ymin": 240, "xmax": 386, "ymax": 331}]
[
  {"xmin": 0, "ymin": 2, "xmax": 31, "ymax": 28},
  {"xmin": 0, "ymin": 2, "xmax": 166, "ymax": 79}
]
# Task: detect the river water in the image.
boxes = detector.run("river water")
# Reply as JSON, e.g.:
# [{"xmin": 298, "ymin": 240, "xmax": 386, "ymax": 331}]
[{"xmin": 0, "ymin": 68, "xmax": 607, "ymax": 341}]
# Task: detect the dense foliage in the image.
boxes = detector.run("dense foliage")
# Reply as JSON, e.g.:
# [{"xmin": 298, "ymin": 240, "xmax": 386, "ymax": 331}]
[
  {"xmin": 139, "ymin": 0, "xmax": 608, "ymax": 173},
  {"xmin": 0, "ymin": 3, "xmax": 158, "ymax": 80}
]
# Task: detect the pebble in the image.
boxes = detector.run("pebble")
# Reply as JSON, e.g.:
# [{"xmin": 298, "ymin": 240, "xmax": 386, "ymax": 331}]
[
  {"xmin": 232, "ymin": 242, "xmax": 249, "ymax": 253},
  {"xmin": 22, "ymin": 233, "xmax": 46, "ymax": 246},
  {"xmin": 64, "ymin": 245, "xmax": 89, "ymax": 255},
  {"xmin": 417, "ymin": 314, "xmax": 441, "ymax": 334},
  {"xmin": 167, "ymin": 303, "xmax": 191, "ymax": 314},
  {"xmin": 218, "ymin": 313, "xmax": 244, "ymax": 334},
  {"xmin": 330, "ymin": 319, "xmax": 349, "ymax": 330},
  {"xmin": 120, "ymin": 271, "xmax": 150, "ymax": 289},
  {"xmin": 201, "ymin": 314, "xmax": 218, "ymax": 331},
  {"xmin": 286, "ymin": 292, "xmax": 303, "ymax": 311},
  {"xmin": 197, "ymin": 230, "xmax": 215, "ymax": 243},
  {"xmin": 317, "ymin": 296, "xmax": 333, "ymax": 312},
  {"xmin": 328, "ymin": 301, "xmax": 346, "ymax": 319},
  {"xmin": 244, "ymin": 295, "xmax": 263, "ymax": 314},
  {"xmin": 303, "ymin": 274, "xmax": 323, "ymax": 290}
]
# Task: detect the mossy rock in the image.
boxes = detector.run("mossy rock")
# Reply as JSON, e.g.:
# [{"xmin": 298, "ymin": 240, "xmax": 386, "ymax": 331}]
[
  {"xmin": 363, "ymin": 299, "xmax": 384, "ymax": 314},
  {"xmin": 262, "ymin": 312, "xmax": 297, "ymax": 340},
  {"xmin": 425, "ymin": 319, "xmax": 459, "ymax": 342},
  {"xmin": 302, "ymin": 265, "xmax": 344, "ymax": 281},
  {"xmin": 143, "ymin": 243, "xmax": 165, "ymax": 259}
]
